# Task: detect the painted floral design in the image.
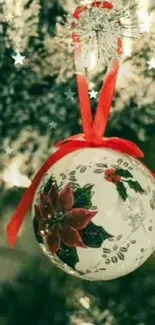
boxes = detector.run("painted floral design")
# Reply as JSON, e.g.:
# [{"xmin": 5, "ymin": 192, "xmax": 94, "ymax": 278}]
[
  {"xmin": 105, "ymin": 169, "xmax": 121, "ymax": 185},
  {"xmin": 104, "ymin": 167, "xmax": 145, "ymax": 201},
  {"xmin": 149, "ymin": 189, "xmax": 155, "ymax": 210},
  {"xmin": 34, "ymin": 182, "xmax": 97, "ymax": 254},
  {"xmin": 102, "ymin": 235, "xmax": 137, "ymax": 265},
  {"xmin": 33, "ymin": 173, "xmax": 113, "ymax": 270},
  {"xmin": 32, "ymin": 156, "xmax": 154, "ymax": 278},
  {"xmin": 122, "ymin": 197, "xmax": 146, "ymax": 232}
]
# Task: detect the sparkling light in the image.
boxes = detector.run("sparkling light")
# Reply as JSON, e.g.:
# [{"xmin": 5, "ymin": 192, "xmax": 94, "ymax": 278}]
[
  {"xmin": 79, "ymin": 296, "xmax": 90, "ymax": 309},
  {"xmin": 123, "ymin": 39, "xmax": 132, "ymax": 57},
  {"xmin": 80, "ymin": 322, "xmax": 94, "ymax": 325},
  {"xmin": 3, "ymin": 159, "xmax": 31, "ymax": 188},
  {"xmin": 137, "ymin": 8, "xmax": 151, "ymax": 33},
  {"xmin": 147, "ymin": 58, "xmax": 155, "ymax": 70}
]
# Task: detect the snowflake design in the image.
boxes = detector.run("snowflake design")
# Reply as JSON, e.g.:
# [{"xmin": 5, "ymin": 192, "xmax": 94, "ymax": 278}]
[
  {"xmin": 59, "ymin": 1, "xmax": 141, "ymax": 67},
  {"xmin": 122, "ymin": 197, "xmax": 145, "ymax": 232}
]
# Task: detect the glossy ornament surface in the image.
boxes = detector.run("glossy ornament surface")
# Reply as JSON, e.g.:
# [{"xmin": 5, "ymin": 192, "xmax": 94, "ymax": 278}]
[{"xmin": 32, "ymin": 148, "xmax": 155, "ymax": 281}]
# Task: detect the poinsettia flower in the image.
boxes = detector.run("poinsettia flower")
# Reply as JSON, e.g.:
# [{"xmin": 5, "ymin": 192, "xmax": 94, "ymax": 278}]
[
  {"xmin": 105, "ymin": 169, "xmax": 121, "ymax": 185},
  {"xmin": 34, "ymin": 182, "xmax": 97, "ymax": 254}
]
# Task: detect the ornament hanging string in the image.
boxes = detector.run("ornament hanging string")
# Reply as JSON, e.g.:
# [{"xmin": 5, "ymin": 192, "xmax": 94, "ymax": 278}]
[{"xmin": 6, "ymin": 1, "xmax": 145, "ymax": 249}]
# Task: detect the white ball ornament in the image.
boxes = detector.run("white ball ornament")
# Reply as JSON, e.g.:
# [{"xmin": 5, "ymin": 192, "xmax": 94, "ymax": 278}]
[{"xmin": 32, "ymin": 146, "xmax": 155, "ymax": 281}]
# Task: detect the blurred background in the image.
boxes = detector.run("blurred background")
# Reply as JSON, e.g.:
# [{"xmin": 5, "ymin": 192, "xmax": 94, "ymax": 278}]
[{"xmin": 0, "ymin": 0, "xmax": 155, "ymax": 324}]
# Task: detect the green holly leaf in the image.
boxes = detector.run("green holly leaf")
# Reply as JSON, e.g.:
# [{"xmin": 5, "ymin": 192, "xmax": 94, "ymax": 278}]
[
  {"xmin": 73, "ymin": 185, "xmax": 94, "ymax": 209},
  {"xmin": 79, "ymin": 222, "xmax": 113, "ymax": 248},
  {"xmin": 117, "ymin": 182, "xmax": 128, "ymax": 201},
  {"xmin": 56, "ymin": 242, "xmax": 79, "ymax": 269},
  {"xmin": 33, "ymin": 216, "xmax": 43, "ymax": 244},
  {"xmin": 127, "ymin": 180, "xmax": 145, "ymax": 194},
  {"xmin": 43, "ymin": 175, "xmax": 56, "ymax": 195},
  {"xmin": 116, "ymin": 169, "xmax": 133, "ymax": 178}
]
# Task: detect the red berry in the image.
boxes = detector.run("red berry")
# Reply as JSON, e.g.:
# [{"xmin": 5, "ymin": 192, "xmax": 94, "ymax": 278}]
[{"xmin": 113, "ymin": 175, "xmax": 121, "ymax": 185}]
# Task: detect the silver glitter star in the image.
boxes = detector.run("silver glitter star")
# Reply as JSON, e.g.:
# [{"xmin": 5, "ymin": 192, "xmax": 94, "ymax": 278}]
[
  {"xmin": 4, "ymin": 146, "xmax": 14, "ymax": 156},
  {"xmin": 89, "ymin": 89, "xmax": 98, "ymax": 99},
  {"xmin": 64, "ymin": 89, "xmax": 75, "ymax": 100},
  {"xmin": 49, "ymin": 121, "xmax": 57, "ymax": 130},
  {"xmin": 12, "ymin": 52, "xmax": 25, "ymax": 65}
]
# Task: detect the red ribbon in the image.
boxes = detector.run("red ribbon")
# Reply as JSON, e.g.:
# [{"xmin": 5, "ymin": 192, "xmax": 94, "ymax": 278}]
[
  {"xmin": 6, "ymin": 1, "xmax": 145, "ymax": 248},
  {"xmin": 72, "ymin": 1, "xmax": 122, "ymax": 144}
]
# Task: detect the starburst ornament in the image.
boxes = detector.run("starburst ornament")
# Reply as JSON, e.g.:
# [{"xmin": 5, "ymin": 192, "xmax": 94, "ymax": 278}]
[{"xmin": 61, "ymin": 1, "xmax": 141, "ymax": 69}]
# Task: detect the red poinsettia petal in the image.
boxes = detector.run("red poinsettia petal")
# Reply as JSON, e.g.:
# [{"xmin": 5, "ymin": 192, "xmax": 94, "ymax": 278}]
[
  {"xmin": 46, "ymin": 226, "xmax": 61, "ymax": 254},
  {"xmin": 38, "ymin": 220, "xmax": 46, "ymax": 234},
  {"xmin": 59, "ymin": 183, "xmax": 74, "ymax": 213},
  {"xmin": 48, "ymin": 183, "xmax": 59, "ymax": 210},
  {"xmin": 40, "ymin": 193, "xmax": 47, "ymax": 214},
  {"xmin": 64, "ymin": 208, "xmax": 97, "ymax": 229},
  {"xmin": 59, "ymin": 225, "xmax": 86, "ymax": 248},
  {"xmin": 34, "ymin": 205, "xmax": 43, "ymax": 221},
  {"xmin": 40, "ymin": 192, "xmax": 44, "ymax": 202},
  {"xmin": 40, "ymin": 195, "xmax": 55, "ymax": 218}
]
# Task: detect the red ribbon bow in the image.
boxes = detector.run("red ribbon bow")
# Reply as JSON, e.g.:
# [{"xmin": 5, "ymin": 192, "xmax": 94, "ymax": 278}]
[{"xmin": 6, "ymin": 1, "xmax": 145, "ymax": 249}]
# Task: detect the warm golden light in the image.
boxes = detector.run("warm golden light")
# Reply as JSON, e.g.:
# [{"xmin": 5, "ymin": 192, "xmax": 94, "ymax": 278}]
[
  {"xmin": 79, "ymin": 296, "xmax": 90, "ymax": 309},
  {"xmin": 123, "ymin": 39, "xmax": 132, "ymax": 57},
  {"xmin": 3, "ymin": 158, "xmax": 31, "ymax": 188}
]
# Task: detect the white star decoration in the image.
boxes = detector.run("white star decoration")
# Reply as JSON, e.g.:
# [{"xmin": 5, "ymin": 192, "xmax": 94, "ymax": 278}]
[
  {"xmin": 89, "ymin": 89, "xmax": 98, "ymax": 99},
  {"xmin": 5, "ymin": 13, "xmax": 13, "ymax": 22},
  {"xmin": 49, "ymin": 121, "xmax": 57, "ymax": 130},
  {"xmin": 64, "ymin": 89, "xmax": 75, "ymax": 100},
  {"xmin": 147, "ymin": 58, "xmax": 155, "ymax": 70},
  {"xmin": 4, "ymin": 146, "xmax": 13, "ymax": 156},
  {"xmin": 12, "ymin": 52, "xmax": 25, "ymax": 65}
]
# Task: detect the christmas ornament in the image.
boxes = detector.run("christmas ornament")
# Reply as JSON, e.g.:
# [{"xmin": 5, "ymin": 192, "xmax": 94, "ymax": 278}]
[
  {"xmin": 32, "ymin": 143, "xmax": 155, "ymax": 281},
  {"xmin": 6, "ymin": 1, "xmax": 155, "ymax": 281}
]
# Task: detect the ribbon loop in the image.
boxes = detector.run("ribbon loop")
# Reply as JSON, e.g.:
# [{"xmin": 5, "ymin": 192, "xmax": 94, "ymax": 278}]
[
  {"xmin": 72, "ymin": 1, "xmax": 121, "ymax": 144},
  {"xmin": 93, "ymin": 59, "xmax": 119, "ymax": 141}
]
